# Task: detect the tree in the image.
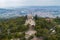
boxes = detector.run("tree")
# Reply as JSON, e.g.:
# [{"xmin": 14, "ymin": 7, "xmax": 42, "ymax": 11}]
[{"xmin": 34, "ymin": 15, "xmax": 38, "ymax": 20}]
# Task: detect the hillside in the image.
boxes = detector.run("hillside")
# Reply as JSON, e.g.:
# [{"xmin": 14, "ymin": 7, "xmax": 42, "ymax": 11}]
[{"xmin": 0, "ymin": 16, "xmax": 60, "ymax": 40}]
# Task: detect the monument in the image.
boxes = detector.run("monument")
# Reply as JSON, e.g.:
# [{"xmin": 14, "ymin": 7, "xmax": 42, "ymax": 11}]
[
  {"xmin": 25, "ymin": 14, "xmax": 35, "ymax": 27},
  {"xmin": 25, "ymin": 14, "xmax": 36, "ymax": 40}
]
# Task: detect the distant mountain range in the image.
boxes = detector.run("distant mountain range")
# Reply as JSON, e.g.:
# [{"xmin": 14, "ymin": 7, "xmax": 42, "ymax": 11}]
[{"xmin": 0, "ymin": 6, "xmax": 60, "ymax": 18}]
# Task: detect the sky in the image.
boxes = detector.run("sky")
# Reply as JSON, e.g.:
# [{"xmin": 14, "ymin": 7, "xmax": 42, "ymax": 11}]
[{"xmin": 0, "ymin": 0, "xmax": 60, "ymax": 8}]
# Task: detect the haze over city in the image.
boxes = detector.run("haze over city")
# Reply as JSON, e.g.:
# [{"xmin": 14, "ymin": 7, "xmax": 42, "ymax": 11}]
[{"xmin": 0, "ymin": 0, "xmax": 60, "ymax": 8}]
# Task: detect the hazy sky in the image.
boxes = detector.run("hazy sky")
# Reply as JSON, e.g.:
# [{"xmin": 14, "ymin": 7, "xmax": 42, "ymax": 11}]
[{"xmin": 0, "ymin": 0, "xmax": 60, "ymax": 8}]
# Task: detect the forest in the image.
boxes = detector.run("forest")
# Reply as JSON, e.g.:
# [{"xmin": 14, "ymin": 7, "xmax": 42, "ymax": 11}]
[{"xmin": 0, "ymin": 15, "xmax": 60, "ymax": 40}]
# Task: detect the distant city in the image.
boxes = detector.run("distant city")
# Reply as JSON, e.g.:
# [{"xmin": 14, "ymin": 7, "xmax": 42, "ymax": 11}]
[{"xmin": 0, "ymin": 6, "xmax": 60, "ymax": 18}]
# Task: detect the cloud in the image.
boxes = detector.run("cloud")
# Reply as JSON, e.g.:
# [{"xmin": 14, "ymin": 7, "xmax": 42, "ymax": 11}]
[{"xmin": 0, "ymin": 0, "xmax": 60, "ymax": 8}]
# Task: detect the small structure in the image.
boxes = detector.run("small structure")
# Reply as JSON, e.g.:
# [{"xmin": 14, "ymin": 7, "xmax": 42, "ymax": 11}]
[{"xmin": 45, "ymin": 17, "xmax": 53, "ymax": 22}]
